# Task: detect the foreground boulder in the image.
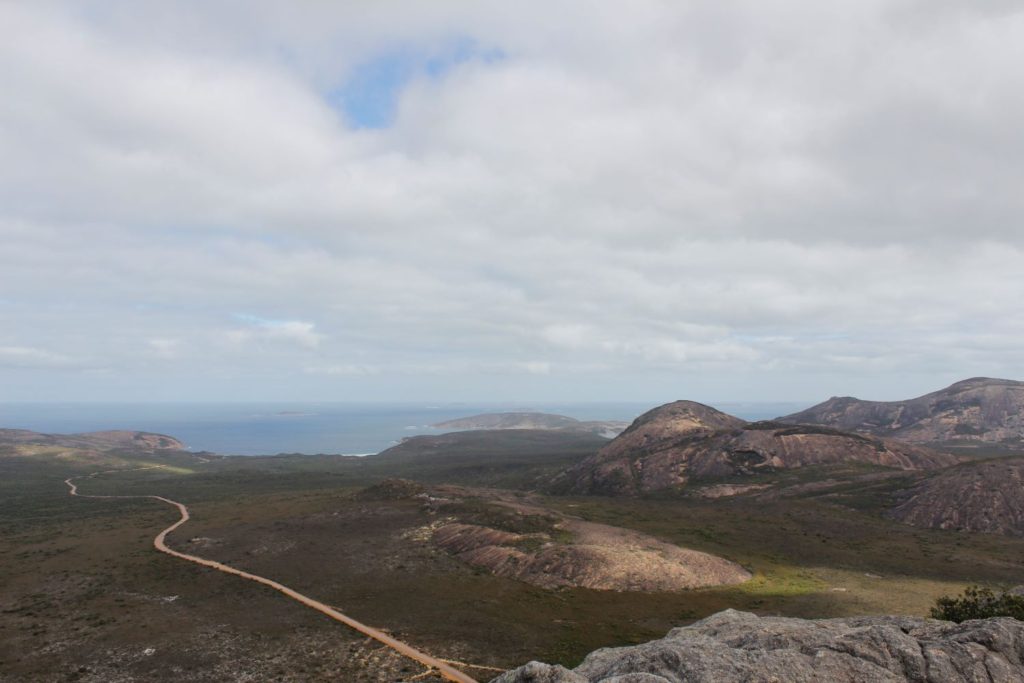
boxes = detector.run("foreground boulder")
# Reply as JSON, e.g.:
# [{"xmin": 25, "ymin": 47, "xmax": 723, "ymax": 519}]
[{"xmin": 491, "ymin": 609, "xmax": 1024, "ymax": 682}]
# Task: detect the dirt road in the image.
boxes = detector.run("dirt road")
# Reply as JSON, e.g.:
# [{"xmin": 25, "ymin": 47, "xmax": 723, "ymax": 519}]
[{"xmin": 65, "ymin": 471, "xmax": 480, "ymax": 683}]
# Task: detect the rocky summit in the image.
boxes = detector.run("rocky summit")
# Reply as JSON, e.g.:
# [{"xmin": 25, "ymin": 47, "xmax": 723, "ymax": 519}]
[
  {"xmin": 779, "ymin": 377, "xmax": 1024, "ymax": 446},
  {"xmin": 554, "ymin": 400, "xmax": 957, "ymax": 496},
  {"xmin": 591, "ymin": 401, "xmax": 747, "ymax": 462},
  {"xmin": 491, "ymin": 609, "xmax": 1024, "ymax": 682}
]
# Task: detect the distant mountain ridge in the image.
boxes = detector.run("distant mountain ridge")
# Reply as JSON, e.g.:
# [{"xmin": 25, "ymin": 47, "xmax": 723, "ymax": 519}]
[
  {"xmin": 432, "ymin": 411, "xmax": 629, "ymax": 437},
  {"xmin": 778, "ymin": 377, "xmax": 1024, "ymax": 445},
  {"xmin": 556, "ymin": 400, "xmax": 958, "ymax": 496}
]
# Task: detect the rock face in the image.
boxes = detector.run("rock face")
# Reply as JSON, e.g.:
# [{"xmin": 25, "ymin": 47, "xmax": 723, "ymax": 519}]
[
  {"xmin": 491, "ymin": 609, "xmax": 1024, "ymax": 683},
  {"xmin": 778, "ymin": 377, "xmax": 1024, "ymax": 446},
  {"xmin": 555, "ymin": 401, "xmax": 957, "ymax": 496},
  {"xmin": 890, "ymin": 457, "xmax": 1024, "ymax": 536},
  {"xmin": 0, "ymin": 428, "xmax": 184, "ymax": 451},
  {"xmin": 432, "ymin": 412, "xmax": 629, "ymax": 437},
  {"xmin": 431, "ymin": 518, "xmax": 751, "ymax": 592}
]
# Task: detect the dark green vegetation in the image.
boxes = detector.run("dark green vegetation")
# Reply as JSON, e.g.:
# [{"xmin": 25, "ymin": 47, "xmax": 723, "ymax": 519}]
[
  {"xmin": 371, "ymin": 429, "xmax": 608, "ymax": 488},
  {"xmin": 931, "ymin": 586, "xmax": 1024, "ymax": 623},
  {"xmin": 4, "ymin": 427, "xmax": 1024, "ymax": 681}
]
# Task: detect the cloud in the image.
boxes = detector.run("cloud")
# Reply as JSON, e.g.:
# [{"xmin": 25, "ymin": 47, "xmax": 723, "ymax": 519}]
[
  {"xmin": 331, "ymin": 38, "xmax": 504, "ymax": 129},
  {"xmin": 147, "ymin": 338, "xmax": 181, "ymax": 359},
  {"xmin": 0, "ymin": 346, "xmax": 76, "ymax": 368},
  {"xmin": 520, "ymin": 361, "xmax": 551, "ymax": 375},
  {"xmin": 1, "ymin": 2, "xmax": 1023, "ymax": 402},
  {"xmin": 305, "ymin": 364, "xmax": 379, "ymax": 376},
  {"xmin": 226, "ymin": 317, "xmax": 323, "ymax": 349}
]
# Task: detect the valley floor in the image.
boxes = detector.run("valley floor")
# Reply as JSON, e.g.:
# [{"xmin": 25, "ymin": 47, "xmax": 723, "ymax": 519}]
[{"xmin": 4, "ymin": 449, "xmax": 1024, "ymax": 681}]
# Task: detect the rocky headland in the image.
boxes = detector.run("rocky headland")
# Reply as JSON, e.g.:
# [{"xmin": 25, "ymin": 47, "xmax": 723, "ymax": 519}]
[{"xmin": 0, "ymin": 428, "xmax": 185, "ymax": 452}]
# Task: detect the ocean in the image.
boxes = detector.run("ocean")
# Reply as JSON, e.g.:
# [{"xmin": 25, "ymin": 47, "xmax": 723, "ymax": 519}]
[{"xmin": 0, "ymin": 401, "xmax": 809, "ymax": 456}]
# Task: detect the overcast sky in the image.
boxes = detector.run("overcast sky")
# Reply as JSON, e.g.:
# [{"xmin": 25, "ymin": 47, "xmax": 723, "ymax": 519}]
[{"xmin": 1, "ymin": 1, "xmax": 1022, "ymax": 404}]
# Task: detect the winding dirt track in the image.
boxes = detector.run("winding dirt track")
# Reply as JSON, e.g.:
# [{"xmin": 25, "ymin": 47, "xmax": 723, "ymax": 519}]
[{"xmin": 65, "ymin": 471, "xmax": 479, "ymax": 683}]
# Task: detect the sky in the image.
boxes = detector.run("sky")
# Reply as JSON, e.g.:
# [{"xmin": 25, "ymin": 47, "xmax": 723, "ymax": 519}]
[{"xmin": 1, "ymin": 1, "xmax": 1023, "ymax": 405}]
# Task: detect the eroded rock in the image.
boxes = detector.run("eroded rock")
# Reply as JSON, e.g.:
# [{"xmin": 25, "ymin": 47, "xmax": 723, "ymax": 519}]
[{"xmin": 491, "ymin": 609, "xmax": 1024, "ymax": 682}]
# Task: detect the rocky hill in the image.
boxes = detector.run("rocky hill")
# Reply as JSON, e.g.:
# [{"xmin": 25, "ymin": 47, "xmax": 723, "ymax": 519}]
[
  {"xmin": 779, "ymin": 377, "xmax": 1024, "ymax": 446},
  {"xmin": 0, "ymin": 428, "xmax": 184, "ymax": 452},
  {"xmin": 491, "ymin": 609, "xmax": 1024, "ymax": 682},
  {"xmin": 432, "ymin": 412, "xmax": 628, "ymax": 437},
  {"xmin": 889, "ymin": 456, "xmax": 1024, "ymax": 536},
  {"xmin": 593, "ymin": 401, "xmax": 747, "ymax": 461},
  {"xmin": 377, "ymin": 482, "xmax": 750, "ymax": 591},
  {"xmin": 432, "ymin": 518, "xmax": 750, "ymax": 591},
  {"xmin": 555, "ymin": 401, "xmax": 957, "ymax": 496}
]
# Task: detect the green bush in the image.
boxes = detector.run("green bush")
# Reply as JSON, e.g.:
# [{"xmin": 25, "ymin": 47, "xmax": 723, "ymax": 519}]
[{"xmin": 930, "ymin": 585, "xmax": 1024, "ymax": 622}]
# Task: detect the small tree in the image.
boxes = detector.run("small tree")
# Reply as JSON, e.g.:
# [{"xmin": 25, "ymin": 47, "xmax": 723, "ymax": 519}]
[{"xmin": 931, "ymin": 585, "xmax": 1024, "ymax": 623}]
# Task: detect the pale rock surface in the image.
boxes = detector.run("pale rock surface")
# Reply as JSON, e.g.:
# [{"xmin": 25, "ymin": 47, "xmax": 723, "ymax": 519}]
[{"xmin": 491, "ymin": 609, "xmax": 1024, "ymax": 682}]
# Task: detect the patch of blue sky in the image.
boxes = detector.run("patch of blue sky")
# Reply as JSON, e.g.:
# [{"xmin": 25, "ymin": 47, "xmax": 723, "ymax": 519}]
[{"xmin": 330, "ymin": 37, "xmax": 504, "ymax": 129}]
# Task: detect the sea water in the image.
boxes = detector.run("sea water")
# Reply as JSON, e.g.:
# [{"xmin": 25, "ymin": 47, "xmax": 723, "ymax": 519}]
[{"xmin": 0, "ymin": 401, "xmax": 808, "ymax": 456}]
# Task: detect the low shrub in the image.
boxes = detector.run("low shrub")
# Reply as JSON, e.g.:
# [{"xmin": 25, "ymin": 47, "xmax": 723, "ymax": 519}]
[{"xmin": 931, "ymin": 585, "xmax": 1024, "ymax": 622}]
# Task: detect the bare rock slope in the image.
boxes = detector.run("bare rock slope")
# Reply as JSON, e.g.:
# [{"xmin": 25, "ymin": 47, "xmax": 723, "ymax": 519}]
[
  {"xmin": 431, "ymin": 516, "xmax": 750, "ymax": 591},
  {"xmin": 556, "ymin": 401, "xmax": 957, "ymax": 496},
  {"xmin": 492, "ymin": 609, "xmax": 1024, "ymax": 683},
  {"xmin": 594, "ymin": 401, "xmax": 746, "ymax": 461},
  {"xmin": 779, "ymin": 377, "xmax": 1024, "ymax": 445},
  {"xmin": 390, "ymin": 483, "xmax": 750, "ymax": 591},
  {"xmin": 890, "ymin": 456, "xmax": 1024, "ymax": 536}
]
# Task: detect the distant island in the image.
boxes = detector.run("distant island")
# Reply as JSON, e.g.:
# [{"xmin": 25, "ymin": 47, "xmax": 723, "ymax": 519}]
[{"xmin": 431, "ymin": 411, "xmax": 630, "ymax": 438}]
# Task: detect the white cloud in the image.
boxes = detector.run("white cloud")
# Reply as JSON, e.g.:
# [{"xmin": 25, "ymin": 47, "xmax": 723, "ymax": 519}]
[
  {"xmin": 520, "ymin": 361, "xmax": 552, "ymax": 375},
  {"xmin": 225, "ymin": 319, "xmax": 323, "ymax": 349},
  {"xmin": 147, "ymin": 338, "xmax": 181, "ymax": 359},
  {"xmin": 262, "ymin": 321, "xmax": 324, "ymax": 349},
  {"xmin": 0, "ymin": 346, "xmax": 75, "ymax": 368},
  {"xmin": 305, "ymin": 364, "xmax": 378, "ymax": 376}
]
